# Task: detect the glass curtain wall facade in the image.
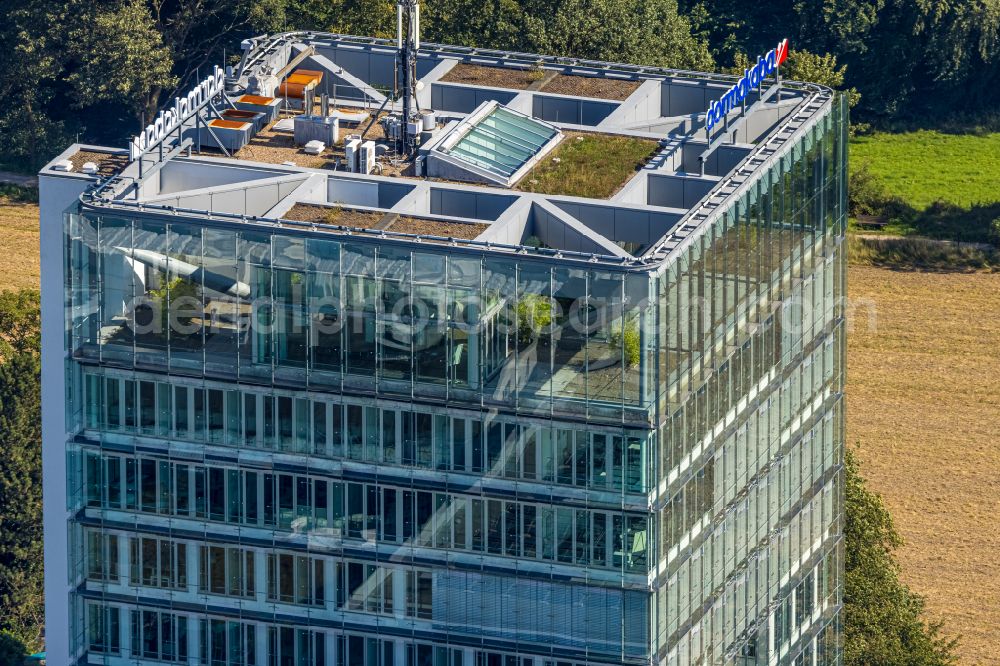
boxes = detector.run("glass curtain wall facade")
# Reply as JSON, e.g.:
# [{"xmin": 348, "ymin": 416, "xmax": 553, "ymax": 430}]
[{"xmin": 62, "ymin": 97, "xmax": 847, "ymax": 665}]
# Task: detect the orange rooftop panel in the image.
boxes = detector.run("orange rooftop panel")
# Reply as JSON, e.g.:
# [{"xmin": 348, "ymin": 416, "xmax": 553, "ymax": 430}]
[
  {"xmin": 209, "ymin": 119, "xmax": 250, "ymax": 130},
  {"xmin": 237, "ymin": 94, "xmax": 278, "ymax": 105}
]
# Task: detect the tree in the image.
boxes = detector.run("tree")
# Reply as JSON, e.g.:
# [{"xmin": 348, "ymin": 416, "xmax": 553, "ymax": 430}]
[
  {"xmin": 140, "ymin": 0, "xmax": 288, "ymax": 123},
  {"xmin": 0, "ymin": 0, "xmax": 293, "ymax": 163},
  {"xmin": 421, "ymin": 0, "xmax": 528, "ymax": 52},
  {"xmin": 516, "ymin": 294, "xmax": 554, "ymax": 344},
  {"xmin": 65, "ymin": 0, "xmax": 178, "ymax": 122},
  {"xmin": 608, "ymin": 318, "xmax": 641, "ymax": 367},
  {"xmin": 0, "ymin": 290, "xmax": 42, "ymax": 653},
  {"xmin": 684, "ymin": 0, "xmax": 1000, "ymax": 125},
  {"xmin": 848, "ymin": 162, "xmax": 890, "ymax": 217},
  {"xmin": 529, "ymin": 0, "xmax": 714, "ymax": 69},
  {"xmin": 0, "ymin": 0, "xmax": 72, "ymax": 169},
  {"xmin": 286, "ymin": 0, "xmax": 398, "ymax": 40},
  {"xmin": 0, "ymin": 632, "xmax": 28, "ymax": 666},
  {"xmin": 425, "ymin": 0, "xmax": 713, "ymax": 70},
  {"xmin": 855, "ymin": 0, "xmax": 1000, "ymax": 122},
  {"xmin": 0, "ymin": 290, "xmax": 41, "ymax": 360},
  {"xmin": 779, "ymin": 49, "xmax": 860, "ymax": 107},
  {"xmin": 0, "ymin": 351, "xmax": 42, "ymax": 652},
  {"xmin": 148, "ymin": 276, "xmax": 202, "ymax": 334},
  {"xmin": 843, "ymin": 447, "xmax": 958, "ymax": 665}
]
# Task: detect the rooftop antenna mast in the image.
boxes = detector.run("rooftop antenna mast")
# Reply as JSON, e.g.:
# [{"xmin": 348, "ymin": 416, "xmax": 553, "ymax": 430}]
[{"xmin": 397, "ymin": 0, "xmax": 420, "ymax": 156}]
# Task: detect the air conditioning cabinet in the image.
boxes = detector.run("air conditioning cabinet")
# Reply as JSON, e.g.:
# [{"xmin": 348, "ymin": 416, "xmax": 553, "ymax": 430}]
[
  {"xmin": 344, "ymin": 137, "xmax": 361, "ymax": 172},
  {"xmin": 359, "ymin": 140, "xmax": 376, "ymax": 175}
]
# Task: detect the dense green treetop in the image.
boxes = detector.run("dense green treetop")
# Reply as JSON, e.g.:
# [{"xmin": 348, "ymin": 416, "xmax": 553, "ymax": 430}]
[
  {"xmin": 2, "ymin": 0, "xmax": 998, "ymax": 169},
  {"xmin": 0, "ymin": 632, "xmax": 29, "ymax": 666},
  {"xmin": 687, "ymin": 0, "xmax": 1000, "ymax": 123},
  {"xmin": 0, "ymin": 291, "xmax": 42, "ymax": 652},
  {"xmin": 0, "ymin": 290, "xmax": 40, "ymax": 360}
]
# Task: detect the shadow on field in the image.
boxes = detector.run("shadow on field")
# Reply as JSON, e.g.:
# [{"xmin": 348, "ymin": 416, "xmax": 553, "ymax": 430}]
[
  {"xmin": 848, "ymin": 235, "xmax": 1000, "ymax": 272},
  {"xmin": 0, "ymin": 184, "xmax": 38, "ymax": 204},
  {"xmin": 887, "ymin": 199, "xmax": 1000, "ymax": 245}
]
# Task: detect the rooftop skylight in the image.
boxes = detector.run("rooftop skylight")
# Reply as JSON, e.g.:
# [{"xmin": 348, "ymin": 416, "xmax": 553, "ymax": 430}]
[{"xmin": 427, "ymin": 101, "xmax": 563, "ymax": 187}]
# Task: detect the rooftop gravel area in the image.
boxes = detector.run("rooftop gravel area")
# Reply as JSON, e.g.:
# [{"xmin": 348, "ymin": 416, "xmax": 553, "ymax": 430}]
[
  {"xmin": 282, "ymin": 204, "xmax": 488, "ymax": 239},
  {"xmin": 282, "ymin": 203, "xmax": 387, "ymax": 228},
  {"xmin": 440, "ymin": 63, "xmax": 544, "ymax": 90},
  {"xmin": 387, "ymin": 216, "xmax": 487, "ymax": 239},
  {"xmin": 440, "ymin": 63, "xmax": 641, "ymax": 100},
  {"xmin": 69, "ymin": 150, "xmax": 128, "ymax": 177},
  {"xmin": 539, "ymin": 74, "xmax": 640, "ymax": 100}
]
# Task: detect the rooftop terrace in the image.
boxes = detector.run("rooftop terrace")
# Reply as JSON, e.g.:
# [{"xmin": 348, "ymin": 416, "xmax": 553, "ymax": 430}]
[{"xmin": 47, "ymin": 32, "xmax": 834, "ymax": 269}]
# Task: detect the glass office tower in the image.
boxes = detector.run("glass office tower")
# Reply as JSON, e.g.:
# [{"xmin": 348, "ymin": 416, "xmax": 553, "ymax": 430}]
[{"xmin": 45, "ymin": 36, "xmax": 846, "ymax": 666}]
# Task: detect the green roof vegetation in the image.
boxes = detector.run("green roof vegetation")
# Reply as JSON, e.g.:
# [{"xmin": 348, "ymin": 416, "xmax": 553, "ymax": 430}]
[{"xmin": 516, "ymin": 133, "xmax": 658, "ymax": 198}]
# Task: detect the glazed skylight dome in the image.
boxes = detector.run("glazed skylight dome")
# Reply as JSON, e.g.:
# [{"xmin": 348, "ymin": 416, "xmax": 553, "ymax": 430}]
[{"xmin": 442, "ymin": 105, "xmax": 559, "ymax": 179}]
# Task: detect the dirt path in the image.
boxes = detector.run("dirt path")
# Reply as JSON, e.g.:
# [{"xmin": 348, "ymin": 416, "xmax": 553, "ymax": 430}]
[
  {"xmin": 0, "ymin": 170, "xmax": 38, "ymax": 188},
  {"xmin": 847, "ymin": 266, "xmax": 1000, "ymax": 665}
]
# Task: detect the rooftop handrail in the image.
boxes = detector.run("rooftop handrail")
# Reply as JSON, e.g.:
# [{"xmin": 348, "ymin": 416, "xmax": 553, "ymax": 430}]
[{"xmin": 76, "ymin": 195, "xmax": 640, "ymax": 268}]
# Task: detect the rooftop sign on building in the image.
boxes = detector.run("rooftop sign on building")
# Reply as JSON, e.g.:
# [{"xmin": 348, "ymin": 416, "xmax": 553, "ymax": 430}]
[
  {"xmin": 129, "ymin": 66, "xmax": 226, "ymax": 160},
  {"xmin": 706, "ymin": 38, "xmax": 788, "ymax": 130}
]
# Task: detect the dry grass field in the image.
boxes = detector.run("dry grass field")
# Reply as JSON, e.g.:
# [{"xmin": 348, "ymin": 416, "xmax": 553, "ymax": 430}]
[
  {"xmin": 848, "ymin": 266, "xmax": 1000, "ymax": 665},
  {"xmin": 0, "ymin": 199, "xmax": 40, "ymax": 292}
]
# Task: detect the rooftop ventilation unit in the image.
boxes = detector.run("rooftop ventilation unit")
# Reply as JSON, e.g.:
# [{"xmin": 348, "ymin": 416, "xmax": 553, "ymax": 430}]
[
  {"xmin": 294, "ymin": 115, "xmax": 339, "ymax": 146},
  {"xmin": 303, "ymin": 140, "xmax": 325, "ymax": 155}
]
